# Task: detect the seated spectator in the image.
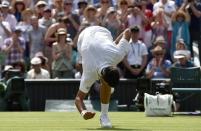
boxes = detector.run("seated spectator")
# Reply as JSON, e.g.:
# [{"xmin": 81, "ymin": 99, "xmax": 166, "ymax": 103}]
[
  {"xmin": 146, "ymin": 45, "xmax": 172, "ymax": 79},
  {"xmin": 173, "ymin": 39, "xmax": 191, "ymax": 60},
  {"xmin": 173, "ymin": 50, "xmax": 195, "ymax": 68},
  {"xmin": 123, "ymin": 26, "xmax": 148, "ymax": 79},
  {"xmin": 1, "ymin": 65, "xmax": 14, "ymax": 83},
  {"xmin": 26, "ymin": 57, "xmax": 50, "ymax": 79},
  {"xmin": 35, "ymin": 52, "xmax": 49, "ymax": 71}
]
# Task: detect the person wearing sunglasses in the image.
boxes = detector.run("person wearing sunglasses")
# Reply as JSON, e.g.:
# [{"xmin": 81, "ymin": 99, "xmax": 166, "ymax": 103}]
[{"xmin": 146, "ymin": 45, "xmax": 172, "ymax": 79}]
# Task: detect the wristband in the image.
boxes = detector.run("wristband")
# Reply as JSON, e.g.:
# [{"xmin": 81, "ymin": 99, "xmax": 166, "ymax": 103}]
[{"xmin": 81, "ymin": 110, "xmax": 87, "ymax": 117}]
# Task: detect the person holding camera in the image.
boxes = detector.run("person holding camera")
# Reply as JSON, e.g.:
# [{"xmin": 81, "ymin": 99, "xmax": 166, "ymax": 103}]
[{"xmin": 74, "ymin": 26, "xmax": 131, "ymax": 128}]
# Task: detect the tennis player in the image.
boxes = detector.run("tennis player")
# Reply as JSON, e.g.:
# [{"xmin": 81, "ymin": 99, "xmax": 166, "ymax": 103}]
[{"xmin": 75, "ymin": 26, "xmax": 131, "ymax": 128}]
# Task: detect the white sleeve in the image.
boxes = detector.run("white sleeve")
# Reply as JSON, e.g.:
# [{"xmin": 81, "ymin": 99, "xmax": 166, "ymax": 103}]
[
  {"xmin": 79, "ymin": 71, "xmax": 96, "ymax": 93},
  {"xmin": 117, "ymin": 38, "xmax": 131, "ymax": 57}
]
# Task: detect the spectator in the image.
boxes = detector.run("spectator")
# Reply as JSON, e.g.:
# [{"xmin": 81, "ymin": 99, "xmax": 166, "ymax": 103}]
[
  {"xmin": 52, "ymin": 0, "xmax": 64, "ymax": 18},
  {"xmin": 28, "ymin": 15, "xmax": 46, "ymax": 59},
  {"xmin": 63, "ymin": 0, "xmax": 80, "ymax": 40},
  {"xmin": 26, "ymin": 57, "xmax": 50, "ymax": 79},
  {"xmin": 97, "ymin": 0, "xmax": 111, "ymax": 25},
  {"xmin": 153, "ymin": 0, "xmax": 176, "ymax": 48},
  {"xmin": 187, "ymin": 0, "xmax": 201, "ymax": 63},
  {"xmin": 2, "ymin": 27, "xmax": 25, "ymax": 65},
  {"xmin": 141, "ymin": 0, "xmax": 154, "ymax": 48},
  {"xmin": 35, "ymin": 52, "xmax": 49, "ymax": 71},
  {"xmin": 82, "ymin": 5, "xmax": 100, "ymax": 26},
  {"xmin": 12, "ymin": 61, "xmax": 26, "ymax": 77},
  {"xmin": 74, "ymin": 0, "xmax": 88, "ymax": 23},
  {"xmin": 39, "ymin": 6, "xmax": 56, "ymax": 29},
  {"xmin": 34, "ymin": 0, "xmax": 48, "ymax": 19},
  {"xmin": 17, "ymin": 8, "xmax": 33, "ymax": 67},
  {"xmin": 44, "ymin": 16, "xmax": 68, "ymax": 69},
  {"xmin": 171, "ymin": 10, "xmax": 190, "ymax": 56},
  {"xmin": 173, "ymin": 50, "xmax": 194, "ymax": 68},
  {"xmin": 126, "ymin": 5, "xmax": 146, "ymax": 40},
  {"xmin": 52, "ymin": 28, "xmax": 74, "ymax": 78},
  {"xmin": 103, "ymin": 7, "xmax": 121, "ymax": 39},
  {"xmin": 173, "ymin": 38, "xmax": 191, "ymax": 61},
  {"xmin": 123, "ymin": 26, "xmax": 148, "ymax": 78},
  {"xmin": 0, "ymin": 12, "xmax": 11, "ymax": 46},
  {"xmin": 117, "ymin": 0, "xmax": 130, "ymax": 31},
  {"xmin": 151, "ymin": 8, "xmax": 168, "ymax": 45},
  {"xmin": 0, "ymin": 0, "xmax": 17, "ymax": 31},
  {"xmin": 146, "ymin": 45, "xmax": 171, "ymax": 79},
  {"xmin": 11, "ymin": 0, "xmax": 26, "ymax": 22}
]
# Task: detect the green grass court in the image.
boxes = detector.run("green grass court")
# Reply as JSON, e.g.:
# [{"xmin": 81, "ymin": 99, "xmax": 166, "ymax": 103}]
[{"xmin": 0, "ymin": 112, "xmax": 200, "ymax": 131}]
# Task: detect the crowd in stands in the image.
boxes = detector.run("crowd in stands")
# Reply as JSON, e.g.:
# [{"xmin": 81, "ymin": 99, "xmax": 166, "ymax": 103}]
[{"xmin": 0, "ymin": 0, "xmax": 200, "ymax": 80}]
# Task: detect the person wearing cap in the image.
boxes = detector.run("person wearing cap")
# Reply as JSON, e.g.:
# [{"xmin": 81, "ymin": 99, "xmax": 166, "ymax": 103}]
[
  {"xmin": 82, "ymin": 5, "xmax": 100, "ymax": 26},
  {"xmin": 146, "ymin": 45, "xmax": 172, "ymax": 79},
  {"xmin": 1, "ymin": 26, "xmax": 25, "ymax": 65},
  {"xmin": 171, "ymin": 10, "xmax": 190, "ymax": 56},
  {"xmin": 52, "ymin": 28, "xmax": 74, "ymax": 78},
  {"xmin": 123, "ymin": 25, "xmax": 148, "ymax": 79},
  {"xmin": 35, "ymin": 0, "xmax": 48, "ymax": 19},
  {"xmin": 1, "ymin": 65, "xmax": 13, "ymax": 83},
  {"xmin": 39, "ymin": 6, "xmax": 56, "ymax": 29},
  {"xmin": 26, "ymin": 57, "xmax": 50, "ymax": 79},
  {"xmin": 0, "ymin": 0, "xmax": 18, "ymax": 31},
  {"xmin": 35, "ymin": 52, "xmax": 49, "ymax": 71},
  {"xmin": 173, "ymin": 38, "xmax": 191, "ymax": 60},
  {"xmin": 12, "ymin": 0, "xmax": 26, "ymax": 22},
  {"xmin": 74, "ymin": 26, "xmax": 131, "ymax": 128},
  {"xmin": 172, "ymin": 50, "xmax": 194, "ymax": 68},
  {"xmin": 28, "ymin": 15, "xmax": 46, "ymax": 59}
]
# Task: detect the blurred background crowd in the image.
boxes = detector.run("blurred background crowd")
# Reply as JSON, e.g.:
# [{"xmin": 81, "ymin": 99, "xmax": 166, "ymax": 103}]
[{"xmin": 0, "ymin": 0, "xmax": 200, "ymax": 80}]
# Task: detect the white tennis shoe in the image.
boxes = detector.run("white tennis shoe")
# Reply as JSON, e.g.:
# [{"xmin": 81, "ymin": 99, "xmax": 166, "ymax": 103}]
[{"xmin": 100, "ymin": 114, "xmax": 112, "ymax": 128}]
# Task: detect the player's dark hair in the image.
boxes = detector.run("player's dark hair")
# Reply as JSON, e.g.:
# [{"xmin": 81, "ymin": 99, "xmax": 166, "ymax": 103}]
[{"xmin": 101, "ymin": 66, "xmax": 120, "ymax": 87}]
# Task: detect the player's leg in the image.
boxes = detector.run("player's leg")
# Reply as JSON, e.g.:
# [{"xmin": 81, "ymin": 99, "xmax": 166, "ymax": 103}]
[
  {"xmin": 75, "ymin": 90, "xmax": 95, "ymax": 120},
  {"xmin": 99, "ymin": 78, "xmax": 112, "ymax": 128}
]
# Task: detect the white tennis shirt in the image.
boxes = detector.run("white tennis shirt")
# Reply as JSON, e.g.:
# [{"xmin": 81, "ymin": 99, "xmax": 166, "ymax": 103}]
[{"xmin": 77, "ymin": 26, "xmax": 130, "ymax": 93}]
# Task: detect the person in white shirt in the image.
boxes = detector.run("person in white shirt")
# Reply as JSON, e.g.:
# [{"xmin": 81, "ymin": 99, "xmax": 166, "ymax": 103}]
[
  {"xmin": 26, "ymin": 57, "xmax": 50, "ymax": 79},
  {"xmin": 0, "ymin": 1, "xmax": 17, "ymax": 31},
  {"xmin": 123, "ymin": 26, "xmax": 148, "ymax": 79},
  {"xmin": 75, "ymin": 26, "xmax": 131, "ymax": 128}
]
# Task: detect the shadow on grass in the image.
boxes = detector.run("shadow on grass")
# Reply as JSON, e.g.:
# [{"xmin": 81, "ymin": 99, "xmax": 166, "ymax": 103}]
[{"xmin": 85, "ymin": 126, "xmax": 151, "ymax": 131}]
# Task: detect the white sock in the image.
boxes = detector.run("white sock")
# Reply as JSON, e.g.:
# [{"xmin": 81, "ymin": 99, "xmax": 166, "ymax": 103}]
[{"xmin": 101, "ymin": 103, "xmax": 109, "ymax": 115}]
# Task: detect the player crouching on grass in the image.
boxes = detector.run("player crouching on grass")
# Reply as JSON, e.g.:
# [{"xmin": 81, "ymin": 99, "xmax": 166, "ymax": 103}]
[{"xmin": 74, "ymin": 26, "xmax": 131, "ymax": 128}]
